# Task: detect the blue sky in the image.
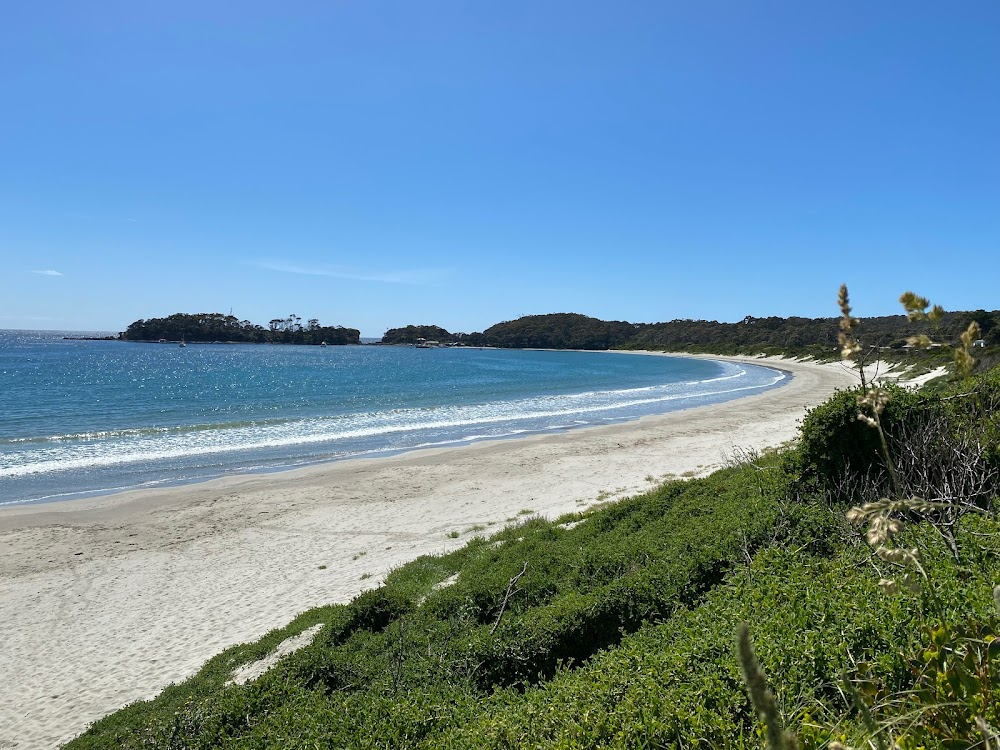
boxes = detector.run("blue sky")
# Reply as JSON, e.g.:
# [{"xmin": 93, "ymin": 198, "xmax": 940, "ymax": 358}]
[{"xmin": 2, "ymin": 2, "xmax": 998, "ymax": 337}]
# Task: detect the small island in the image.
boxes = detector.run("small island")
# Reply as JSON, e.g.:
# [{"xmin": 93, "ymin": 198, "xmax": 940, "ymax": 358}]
[
  {"xmin": 380, "ymin": 324, "xmax": 464, "ymax": 346},
  {"xmin": 120, "ymin": 313, "xmax": 360, "ymax": 345}
]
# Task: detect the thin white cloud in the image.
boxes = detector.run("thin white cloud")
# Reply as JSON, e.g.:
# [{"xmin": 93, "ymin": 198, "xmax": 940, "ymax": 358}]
[
  {"xmin": 252, "ymin": 260, "xmax": 448, "ymax": 285},
  {"xmin": 32, "ymin": 269, "xmax": 64, "ymax": 276},
  {"xmin": 63, "ymin": 210, "xmax": 138, "ymax": 224}
]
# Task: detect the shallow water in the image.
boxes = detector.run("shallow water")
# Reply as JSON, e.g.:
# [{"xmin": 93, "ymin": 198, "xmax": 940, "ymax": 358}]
[{"xmin": 0, "ymin": 331, "xmax": 786, "ymax": 505}]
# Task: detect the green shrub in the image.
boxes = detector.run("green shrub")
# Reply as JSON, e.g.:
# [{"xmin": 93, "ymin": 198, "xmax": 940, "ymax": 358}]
[
  {"xmin": 794, "ymin": 385, "xmax": 925, "ymax": 502},
  {"xmin": 343, "ymin": 586, "xmax": 411, "ymax": 633}
]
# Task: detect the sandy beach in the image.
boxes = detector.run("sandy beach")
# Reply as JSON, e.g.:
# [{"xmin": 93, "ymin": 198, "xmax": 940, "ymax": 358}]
[{"xmin": 0, "ymin": 354, "xmax": 859, "ymax": 749}]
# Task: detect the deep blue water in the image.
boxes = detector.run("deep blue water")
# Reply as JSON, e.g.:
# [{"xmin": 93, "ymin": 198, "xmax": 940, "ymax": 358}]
[{"xmin": 0, "ymin": 331, "xmax": 788, "ymax": 506}]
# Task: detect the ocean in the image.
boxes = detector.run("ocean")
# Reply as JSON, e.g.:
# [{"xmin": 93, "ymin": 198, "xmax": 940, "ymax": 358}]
[{"xmin": 0, "ymin": 331, "xmax": 787, "ymax": 506}]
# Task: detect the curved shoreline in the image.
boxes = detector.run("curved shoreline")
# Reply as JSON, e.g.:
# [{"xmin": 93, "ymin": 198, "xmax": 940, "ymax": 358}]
[
  {"xmin": 2, "ymin": 349, "xmax": 784, "ymax": 510},
  {"xmin": 0, "ymin": 354, "xmax": 857, "ymax": 750}
]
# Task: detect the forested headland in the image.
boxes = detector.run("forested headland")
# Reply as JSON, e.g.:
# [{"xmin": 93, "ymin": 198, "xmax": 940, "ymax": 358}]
[
  {"xmin": 120, "ymin": 313, "xmax": 360, "ymax": 345},
  {"xmin": 393, "ymin": 308, "xmax": 998, "ymax": 363}
]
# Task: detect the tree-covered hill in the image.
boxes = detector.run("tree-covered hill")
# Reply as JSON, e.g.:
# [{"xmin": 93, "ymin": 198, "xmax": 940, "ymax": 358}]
[
  {"xmin": 395, "ymin": 309, "xmax": 998, "ymax": 358},
  {"xmin": 120, "ymin": 313, "xmax": 360, "ymax": 345},
  {"xmin": 465, "ymin": 313, "xmax": 642, "ymax": 350},
  {"xmin": 381, "ymin": 325, "xmax": 461, "ymax": 345}
]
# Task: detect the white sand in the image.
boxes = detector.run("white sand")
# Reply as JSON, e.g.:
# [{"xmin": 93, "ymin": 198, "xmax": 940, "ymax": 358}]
[
  {"xmin": 880, "ymin": 364, "xmax": 950, "ymax": 390},
  {"xmin": 0, "ymin": 354, "xmax": 857, "ymax": 749},
  {"xmin": 227, "ymin": 623, "xmax": 325, "ymax": 686}
]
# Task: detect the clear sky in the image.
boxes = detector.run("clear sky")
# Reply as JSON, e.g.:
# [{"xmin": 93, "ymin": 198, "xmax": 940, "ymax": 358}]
[{"xmin": 2, "ymin": 2, "xmax": 998, "ymax": 337}]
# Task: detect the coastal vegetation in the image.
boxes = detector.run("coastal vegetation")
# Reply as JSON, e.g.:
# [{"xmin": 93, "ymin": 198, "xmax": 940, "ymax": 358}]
[
  {"xmin": 117, "ymin": 307, "xmax": 999, "ymax": 365},
  {"xmin": 120, "ymin": 313, "xmax": 360, "ymax": 345},
  {"xmin": 381, "ymin": 325, "xmax": 462, "ymax": 345},
  {"xmin": 389, "ymin": 308, "xmax": 997, "ymax": 365},
  {"xmin": 626, "ymin": 307, "xmax": 997, "ymax": 360},
  {"xmin": 69, "ymin": 292, "xmax": 1000, "ymax": 749},
  {"xmin": 468, "ymin": 313, "xmax": 641, "ymax": 350}
]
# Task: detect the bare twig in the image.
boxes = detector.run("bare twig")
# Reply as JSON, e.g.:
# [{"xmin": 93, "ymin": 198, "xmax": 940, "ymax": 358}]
[
  {"xmin": 491, "ymin": 561, "xmax": 528, "ymax": 635},
  {"xmin": 390, "ymin": 617, "xmax": 409, "ymax": 695}
]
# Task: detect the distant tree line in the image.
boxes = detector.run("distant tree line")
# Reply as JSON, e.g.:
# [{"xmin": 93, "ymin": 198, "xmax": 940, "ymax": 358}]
[
  {"xmin": 626, "ymin": 309, "xmax": 998, "ymax": 357},
  {"xmin": 120, "ymin": 313, "xmax": 360, "ymax": 345},
  {"xmin": 382, "ymin": 309, "xmax": 999, "ymax": 358}
]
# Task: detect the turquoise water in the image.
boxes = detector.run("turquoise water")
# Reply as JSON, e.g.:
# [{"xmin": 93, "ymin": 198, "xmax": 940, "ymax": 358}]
[{"xmin": 0, "ymin": 331, "xmax": 787, "ymax": 506}]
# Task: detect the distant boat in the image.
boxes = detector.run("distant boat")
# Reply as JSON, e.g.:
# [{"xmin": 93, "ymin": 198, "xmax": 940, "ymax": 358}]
[
  {"xmin": 320, "ymin": 341, "xmax": 328, "ymax": 347},
  {"xmin": 179, "ymin": 338, "xmax": 187, "ymax": 348}
]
